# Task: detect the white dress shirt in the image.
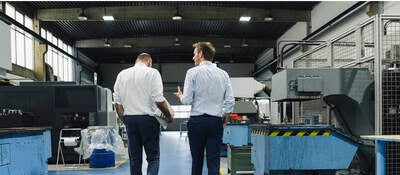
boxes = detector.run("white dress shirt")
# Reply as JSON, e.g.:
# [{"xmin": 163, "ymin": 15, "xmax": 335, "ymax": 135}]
[
  {"xmin": 181, "ymin": 61, "xmax": 235, "ymax": 117},
  {"xmin": 113, "ymin": 62, "xmax": 165, "ymax": 116}
]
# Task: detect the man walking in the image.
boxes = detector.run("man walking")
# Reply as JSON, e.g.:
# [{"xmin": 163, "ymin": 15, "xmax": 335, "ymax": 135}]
[
  {"xmin": 174, "ymin": 42, "xmax": 235, "ymax": 175},
  {"xmin": 114, "ymin": 53, "xmax": 173, "ymax": 175}
]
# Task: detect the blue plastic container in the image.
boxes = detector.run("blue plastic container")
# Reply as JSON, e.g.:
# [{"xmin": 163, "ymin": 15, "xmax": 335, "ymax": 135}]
[{"xmin": 89, "ymin": 149, "xmax": 115, "ymax": 168}]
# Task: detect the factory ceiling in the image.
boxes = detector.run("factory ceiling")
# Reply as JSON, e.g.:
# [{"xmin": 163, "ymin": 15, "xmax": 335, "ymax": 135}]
[{"xmin": 10, "ymin": 1, "xmax": 318, "ymax": 64}]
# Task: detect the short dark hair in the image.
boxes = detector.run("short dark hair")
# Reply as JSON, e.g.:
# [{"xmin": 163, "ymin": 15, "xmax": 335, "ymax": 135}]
[
  {"xmin": 136, "ymin": 53, "xmax": 152, "ymax": 61},
  {"xmin": 192, "ymin": 42, "xmax": 216, "ymax": 61}
]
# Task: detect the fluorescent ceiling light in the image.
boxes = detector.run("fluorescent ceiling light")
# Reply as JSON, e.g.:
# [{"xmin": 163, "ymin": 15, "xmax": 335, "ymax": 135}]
[
  {"xmin": 224, "ymin": 44, "xmax": 231, "ymax": 48},
  {"xmin": 78, "ymin": 8, "xmax": 87, "ymax": 21},
  {"xmin": 77, "ymin": 14, "xmax": 87, "ymax": 21},
  {"xmin": 239, "ymin": 16, "xmax": 251, "ymax": 22},
  {"xmin": 103, "ymin": 15, "xmax": 114, "ymax": 21},
  {"xmin": 174, "ymin": 37, "xmax": 181, "ymax": 46},
  {"xmin": 172, "ymin": 14, "xmax": 183, "ymax": 20},
  {"xmin": 264, "ymin": 17, "xmax": 274, "ymax": 21},
  {"xmin": 172, "ymin": 7, "xmax": 183, "ymax": 20},
  {"xmin": 104, "ymin": 39, "xmax": 111, "ymax": 47}
]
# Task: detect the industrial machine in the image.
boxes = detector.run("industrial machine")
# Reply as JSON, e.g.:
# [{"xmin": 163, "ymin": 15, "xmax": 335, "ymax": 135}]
[
  {"xmin": 223, "ymin": 77, "xmax": 270, "ymax": 175},
  {"xmin": 250, "ymin": 68, "xmax": 375, "ymax": 175},
  {"xmin": 0, "ymin": 82, "xmax": 116, "ymax": 164},
  {"xmin": 223, "ymin": 77, "xmax": 268, "ymax": 145}
]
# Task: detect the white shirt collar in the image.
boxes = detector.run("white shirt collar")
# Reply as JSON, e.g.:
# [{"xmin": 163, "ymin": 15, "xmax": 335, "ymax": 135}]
[
  {"xmin": 199, "ymin": 61, "xmax": 212, "ymax": 66},
  {"xmin": 135, "ymin": 62, "xmax": 147, "ymax": 67}
]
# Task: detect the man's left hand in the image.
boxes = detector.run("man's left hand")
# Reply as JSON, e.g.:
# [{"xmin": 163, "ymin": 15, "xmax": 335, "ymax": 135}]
[
  {"xmin": 173, "ymin": 86, "xmax": 183, "ymax": 99},
  {"xmin": 222, "ymin": 113, "xmax": 230, "ymax": 128}
]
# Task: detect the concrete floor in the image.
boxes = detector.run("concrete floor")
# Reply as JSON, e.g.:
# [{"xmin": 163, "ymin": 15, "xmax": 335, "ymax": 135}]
[{"xmin": 48, "ymin": 131, "xmax": 228, "ymax": 175}]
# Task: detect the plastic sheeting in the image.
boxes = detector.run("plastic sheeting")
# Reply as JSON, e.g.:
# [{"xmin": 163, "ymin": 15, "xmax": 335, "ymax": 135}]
[{"xmin": 75, "ymin": 126, "xmax": 127, "ymax": 160}]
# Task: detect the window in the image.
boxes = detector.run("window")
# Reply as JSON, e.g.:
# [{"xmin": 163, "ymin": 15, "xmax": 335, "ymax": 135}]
[
  {"xmin": 16, "ymin": 31, "xmax": 25, "ymax": 66},
  {"xmin": 171, "ymin": 105, "xmax": 191, "ymax": 118},
  {"xmin": 5, "ymin": 3, "xmax": 34, "ymax": 70},
  {"xmin": 42, "ymin": 28, "xmax": 76, "ymax": 81},
  {"xmin": 40, "ymin": 28, "xmax": 46, "ymax": 38},
  {"xmin": 5, "ymin": 4, "xmax": 15, "ymax": 19},
  {"xmin": 5, "ymin": 3, "xmax": 75, "ymax": 81}
]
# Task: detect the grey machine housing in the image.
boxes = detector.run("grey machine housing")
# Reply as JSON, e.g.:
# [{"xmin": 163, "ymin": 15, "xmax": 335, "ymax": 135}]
[
  {"xmin": 271, "ymin": 68, "xmax": 376, "ymax": 173},
  {"xmin": 271, "ymin": 68, "xmax": 375, "ymax": 136}
]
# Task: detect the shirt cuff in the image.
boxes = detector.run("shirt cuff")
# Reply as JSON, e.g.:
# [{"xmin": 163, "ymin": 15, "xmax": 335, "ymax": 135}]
[
  {"xmin": 152, "ymin": 95, "xmax": 166, "ymax": 103},
  {"xmin": 113, "ymin": 94, "xmax": 122, "ymax": 104},
  {"xmin": 223, "ymin": 108, "xmax": 234, "ymax": 114}
]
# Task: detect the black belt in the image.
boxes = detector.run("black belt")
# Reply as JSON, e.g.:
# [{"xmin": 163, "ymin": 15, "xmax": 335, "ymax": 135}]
[
  {"xmin": 190, "ymin": 114, "xmax": 221, "ymax": 119},
  {"xmin": 124, "ymin": 114, "xmax": 151, "ymax": 117}
]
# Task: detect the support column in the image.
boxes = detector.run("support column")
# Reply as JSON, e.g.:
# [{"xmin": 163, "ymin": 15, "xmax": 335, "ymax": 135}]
[
  {"xmin": 366, "ymin": 1, "xmax": 383, "ymax": 17},
  {"xmin": 1, "ymin": 2, "xmax": 4, "ymax": 12},
  {"xmin": 33, "ymin": 11, "xmax": 47, "ymax": 81},
  {"xmin": 376, "ymin": 140, "xmax": 386, "ymax": 175}
]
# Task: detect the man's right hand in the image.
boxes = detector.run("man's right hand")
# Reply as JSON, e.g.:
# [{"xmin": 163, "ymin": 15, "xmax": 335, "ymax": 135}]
[
  {"xmin": 164, "ymin": 113, "xmax": 174, "ymax": 123},
  {"xmin": 156, "ymin": 101, "xmax": 174, "ymax": 123},
  {"xmin": 114, "ymin": 103, "xmax": 125, "ymax": 123}
]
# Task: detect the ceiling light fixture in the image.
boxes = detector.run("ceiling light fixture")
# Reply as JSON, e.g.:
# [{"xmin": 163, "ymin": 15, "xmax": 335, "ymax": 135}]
[
  {"xmin": 263, "ymin": 16, "xmax": 274, "ymax": 21},
  {"xmin": 174, "ymin": 37, "xmax": 181, "ymax": 46},
  {"xmin": 172, "ymin": 7, "xmax": 183, "ymax": 21},
  {"xmin": 103, "ymin": 15, "xmax": 114, "ymax": 21},
  {"xmin": 264, "ymin": 10, "xmax": 274, "ymax": 21},
  {"xmin": 104, "ymin": 38, "xmax": 111, "ymax": 47},
  {"xmin": 239, "ymin": 16, "xmax": 251, "ymax": 22},
  {"xmin": 77, "ymin": 8, "xmax": 88, "ymax": 21},
  {"xmin": 123, "ymin": 44, "xmax": 132, "ymax": 48},
  {"xmin": 102, "ymin": 7, "xmax": 114, "ymax": 21},
  {"xmin": 224, "ymin": 44, "xmax": 232, "ymax": 48},
  {"xmin": 241, "ymin": 39, "xmax": 248, "ymax": 47}
]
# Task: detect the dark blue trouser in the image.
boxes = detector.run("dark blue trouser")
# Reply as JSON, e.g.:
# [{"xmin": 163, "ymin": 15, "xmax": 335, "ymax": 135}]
[
  {"xmin": 125, "ymin": 115, "xmax": 160, "ymax": 175},
  {"xmin": 188, "ymin": 115, "xmax": 223, "ymax": 175}
]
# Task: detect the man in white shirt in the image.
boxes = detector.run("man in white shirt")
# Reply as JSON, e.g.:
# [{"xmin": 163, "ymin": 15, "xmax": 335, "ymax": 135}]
[
  {"xmin": 113, "ymin": 53, "xmax": 173, "ymax": 175},
  {"xmin": 174, "ymin": 42, "xmax": 235, "ymax": 175}
]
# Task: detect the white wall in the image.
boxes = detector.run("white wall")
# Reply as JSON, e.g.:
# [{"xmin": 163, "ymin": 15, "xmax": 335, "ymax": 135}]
[
  {"xmin": 311, "ymin": 1, "xmax": 359, "ymax": 33},
  {"xmin": 311, "ymin": 4, "xmax": 369, "ymax": 41},
  {"xmin": 278, "ymin": 22, "xmax": 308, "ymax": 42},
  {"xmin": 383, "ymin": 1, "xmax": 400, "ymax": 13}
]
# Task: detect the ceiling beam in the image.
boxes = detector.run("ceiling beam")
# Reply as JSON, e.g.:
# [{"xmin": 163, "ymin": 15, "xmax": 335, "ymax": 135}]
[
  {"xmin": 75, "ymin": 36, "xmax": 276, "ymax": 48},
  {"xmin": 37, "ymin": 6, "xmax": 310, "ymax": 22}
]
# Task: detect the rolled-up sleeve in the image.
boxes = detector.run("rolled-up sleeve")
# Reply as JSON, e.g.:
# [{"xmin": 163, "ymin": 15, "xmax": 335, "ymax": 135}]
[
  {"xmin": 151, "ymin": 70, "xmax": 166, "ymax": 102},
  {"xmin": 181, "ymin": 69, "xmax": 194, "ymax": 105},
  {"xmin": 113, "ymin": 73, "xmax": 122, "ymax": 104},
  {"xmin": 223, "ymin": 74, "xmax": 235, "ymax": 113}
]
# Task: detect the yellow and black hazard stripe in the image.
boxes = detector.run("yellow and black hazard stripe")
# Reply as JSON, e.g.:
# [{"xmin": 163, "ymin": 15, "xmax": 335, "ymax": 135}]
[{"xmin": 252, "ymin": 130, "xmax": 330, "ymax": 136}]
